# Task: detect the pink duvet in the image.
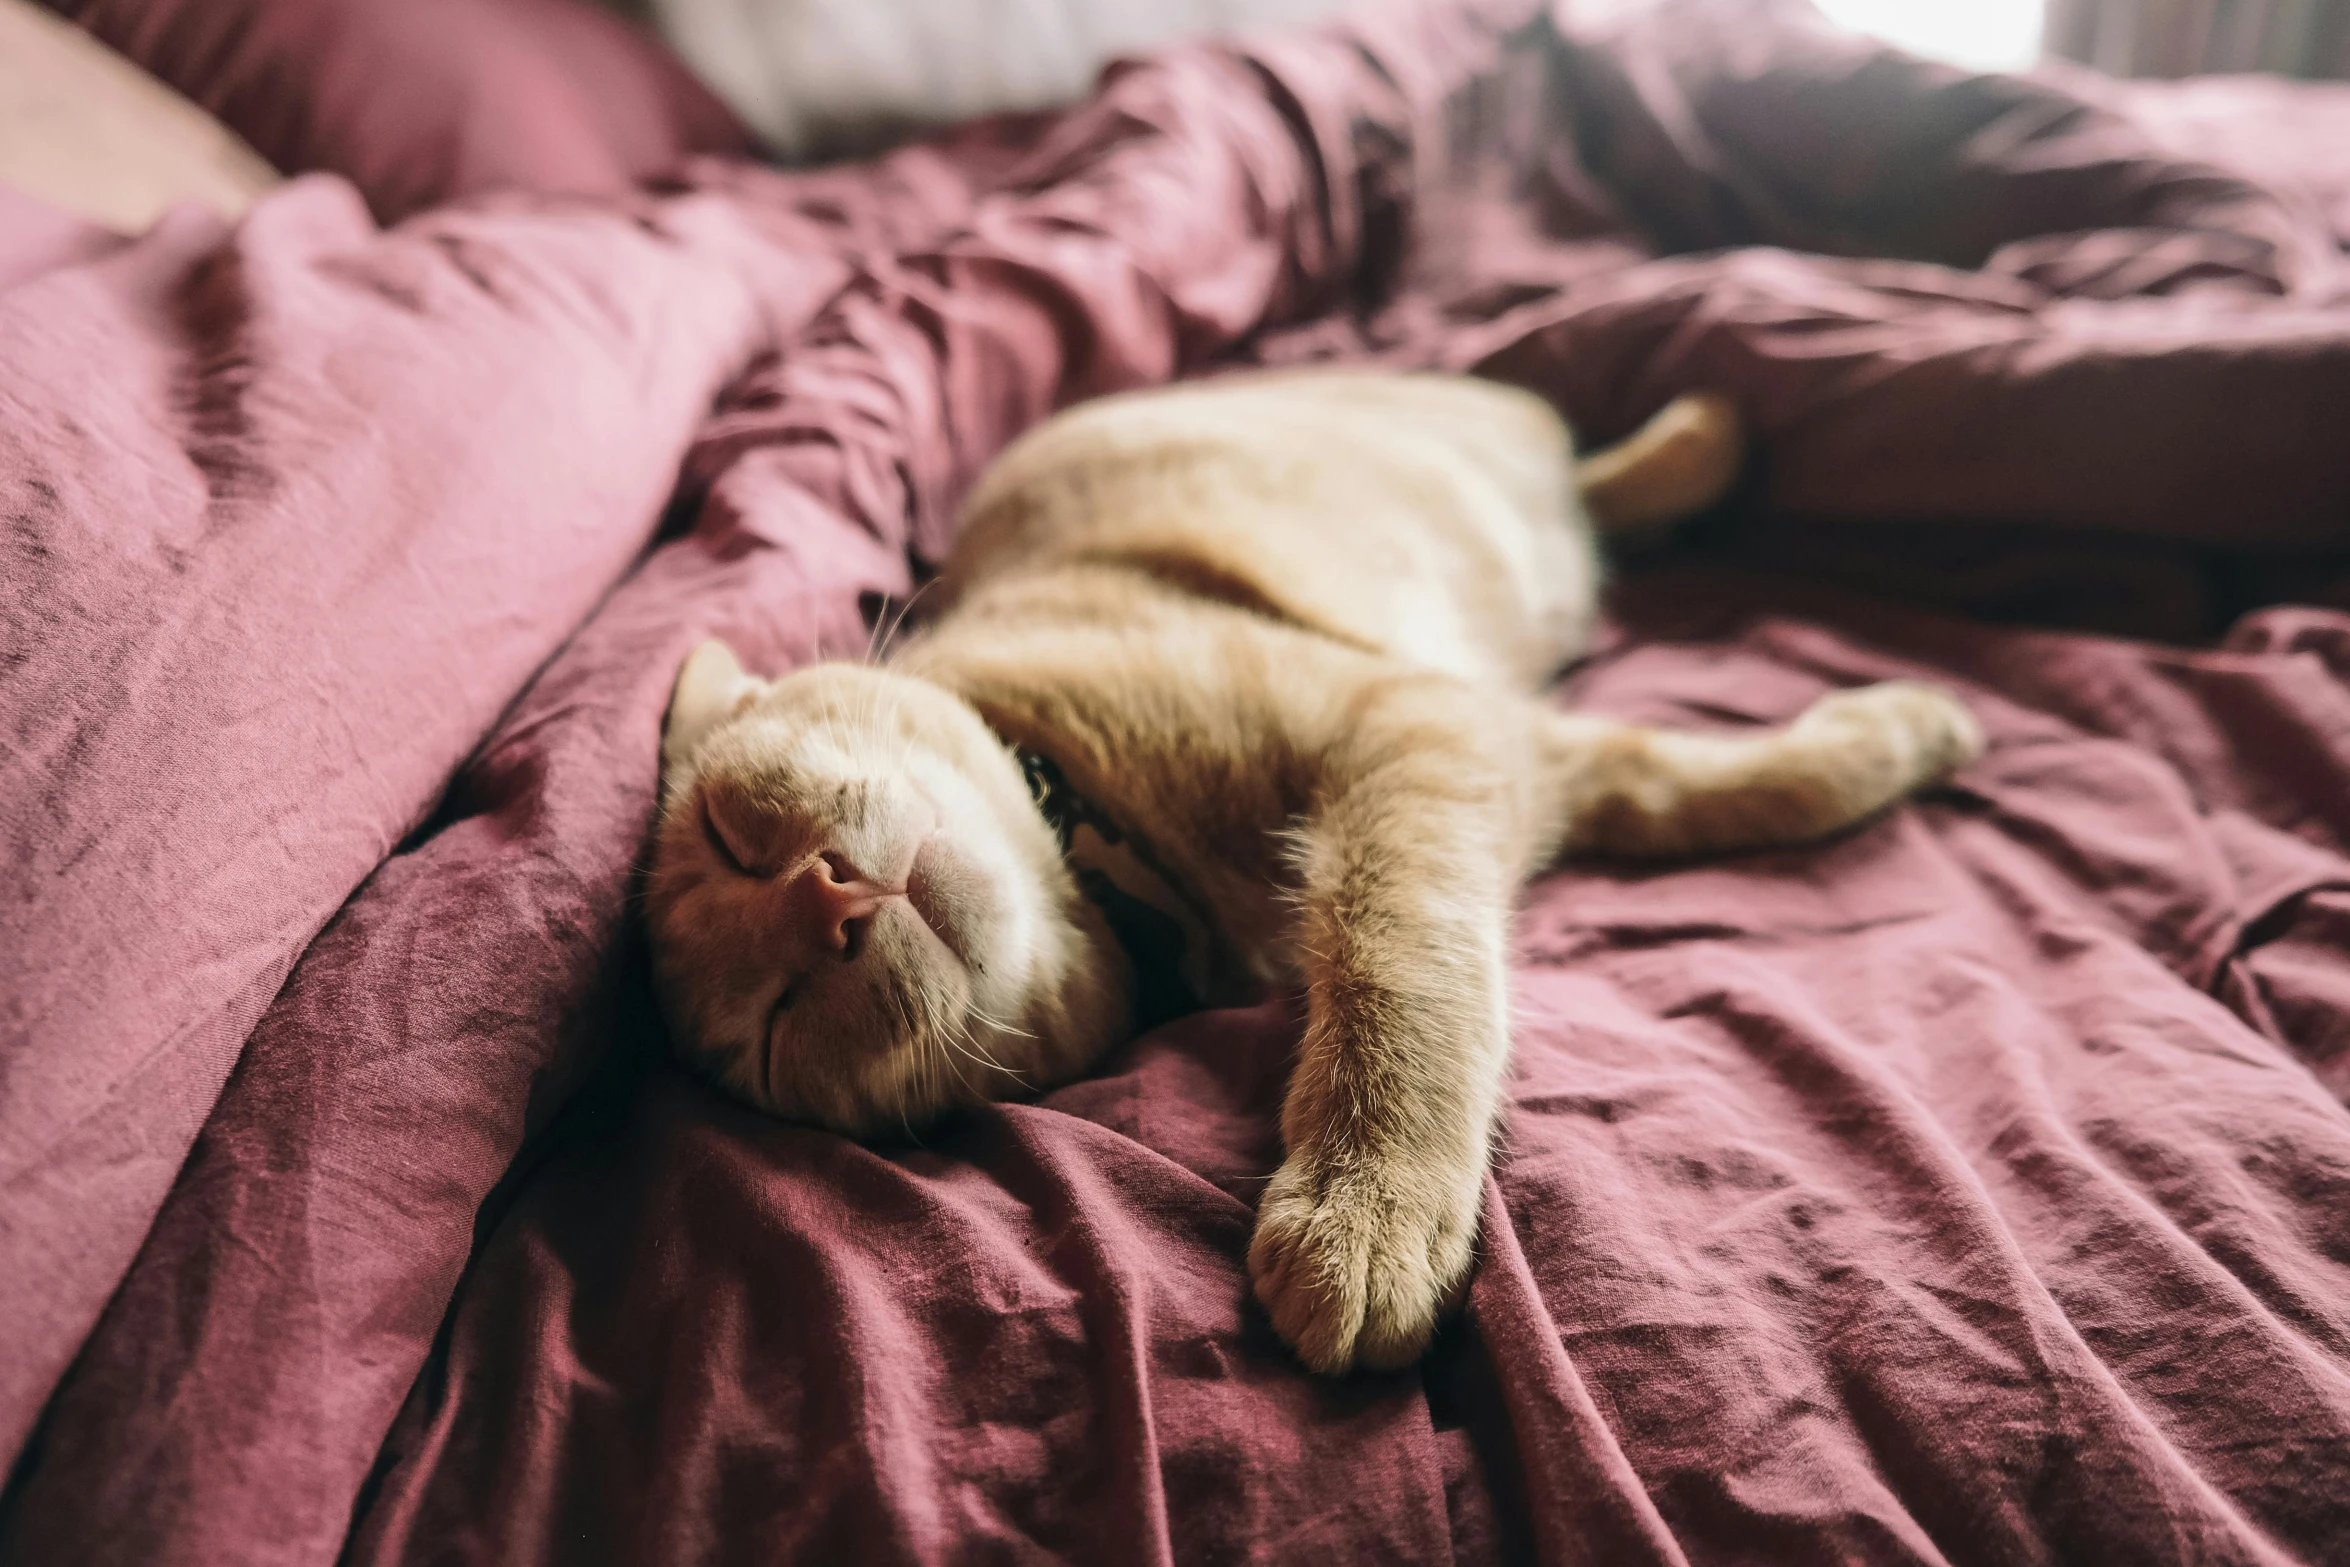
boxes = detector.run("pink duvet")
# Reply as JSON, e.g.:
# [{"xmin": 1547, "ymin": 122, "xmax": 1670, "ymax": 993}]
[{"xmin": 5, "ymin": 1, "xmax": 2350, "ymax": 1561}]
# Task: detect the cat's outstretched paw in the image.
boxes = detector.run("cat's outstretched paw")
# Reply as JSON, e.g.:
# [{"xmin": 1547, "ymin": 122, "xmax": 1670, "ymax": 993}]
[
  {"xmin": 1247, "ymin": 1153, "xmax": 1481, "ymax": 1375},
  {"xmin": 1796, "ymin": 679, "xmax": 1985, "ymax": 785}
]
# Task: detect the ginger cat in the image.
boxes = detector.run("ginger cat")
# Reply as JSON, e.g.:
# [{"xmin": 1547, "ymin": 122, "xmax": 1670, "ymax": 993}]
[{"xmin": 647, "ymin": 371, "xmax": 1981, "ymax": 1374}]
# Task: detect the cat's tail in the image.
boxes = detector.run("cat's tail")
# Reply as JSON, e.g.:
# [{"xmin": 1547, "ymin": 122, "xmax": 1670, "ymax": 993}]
[{"xmin": 1577, "ymin": 392, "xmax": 1744, "ymax": 540}]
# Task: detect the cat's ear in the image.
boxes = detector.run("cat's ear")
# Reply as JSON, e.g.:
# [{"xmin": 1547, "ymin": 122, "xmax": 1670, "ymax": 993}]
[{"xmin": 663, "ymin": 639, "xmax": 765, "ymax": 786}]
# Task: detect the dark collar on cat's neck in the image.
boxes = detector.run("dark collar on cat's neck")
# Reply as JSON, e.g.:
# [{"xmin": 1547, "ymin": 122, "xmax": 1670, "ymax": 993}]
[{"xmin": 1014, "ymin": 745, "xmax": 1207, "ymax": 1030}]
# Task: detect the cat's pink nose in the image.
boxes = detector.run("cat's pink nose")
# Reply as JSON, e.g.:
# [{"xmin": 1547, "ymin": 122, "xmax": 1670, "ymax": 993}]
[{"xmin": 792, "ymin": 851, "xmax": 902, "ymax": 961}]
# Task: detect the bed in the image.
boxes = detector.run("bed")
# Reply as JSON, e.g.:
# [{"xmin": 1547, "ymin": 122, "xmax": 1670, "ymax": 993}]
[{"xmin": 4, "ymin": 0, "xmax": 2350, "ymax": 1560}]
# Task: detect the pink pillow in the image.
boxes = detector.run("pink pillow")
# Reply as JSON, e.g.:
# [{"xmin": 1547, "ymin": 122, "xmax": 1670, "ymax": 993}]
[{"xmin": 43, "ymin": 0, "xmax": 753, "ymax": 222}]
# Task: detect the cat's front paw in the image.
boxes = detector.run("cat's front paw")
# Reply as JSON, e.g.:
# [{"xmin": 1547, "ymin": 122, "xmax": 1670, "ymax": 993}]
[{"xmin": 1247, "ymin": 1152, "xmax": 1481, "ymax": 1375}]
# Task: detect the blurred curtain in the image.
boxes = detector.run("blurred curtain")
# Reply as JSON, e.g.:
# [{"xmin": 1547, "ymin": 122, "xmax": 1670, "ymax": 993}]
[{"xmin": 2045, "ymin": 0, "xmax": 2350, "ymax": 76}]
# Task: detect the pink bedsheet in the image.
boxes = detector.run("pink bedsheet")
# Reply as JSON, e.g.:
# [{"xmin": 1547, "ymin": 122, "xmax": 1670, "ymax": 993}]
[{"xmin": 6, "ymin": 1, "xmax": 2350, "ymax": 1561}]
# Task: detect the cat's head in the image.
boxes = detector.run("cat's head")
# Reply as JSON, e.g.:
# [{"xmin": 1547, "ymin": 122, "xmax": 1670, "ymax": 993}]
[{"xmin": 645, "ymin": 640, "xmax": 1128, "ymax": 1135}]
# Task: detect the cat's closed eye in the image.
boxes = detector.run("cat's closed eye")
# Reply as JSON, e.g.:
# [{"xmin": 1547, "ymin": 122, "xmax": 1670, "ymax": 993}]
[{"xmin": 701, "ymin": 797, "xmax": 755, "ymax": 875}]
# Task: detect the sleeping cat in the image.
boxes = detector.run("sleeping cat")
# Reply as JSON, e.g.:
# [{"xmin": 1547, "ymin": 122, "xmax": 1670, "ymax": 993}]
[{"xmin": 646, "ymin": 371, "xmax": 1981, "ymax": 1374}]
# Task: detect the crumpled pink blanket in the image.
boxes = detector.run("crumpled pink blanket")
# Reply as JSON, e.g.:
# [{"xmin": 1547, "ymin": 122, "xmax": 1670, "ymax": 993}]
[{"xmin": 5, "ymin": 1, "xmax": 2350, "ymax": 1562}]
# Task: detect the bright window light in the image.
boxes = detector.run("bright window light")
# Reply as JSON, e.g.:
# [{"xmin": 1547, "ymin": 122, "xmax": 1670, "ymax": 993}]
[{"xmin": 1811, "ymin": 0, "xmax": 2045, "ymax": 73}]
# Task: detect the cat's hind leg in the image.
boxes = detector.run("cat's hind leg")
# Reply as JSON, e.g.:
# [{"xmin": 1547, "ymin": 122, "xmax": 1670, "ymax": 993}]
[{"xmin": 1536, "ymin": 681, "xmax": 1983, "ymax": 862}]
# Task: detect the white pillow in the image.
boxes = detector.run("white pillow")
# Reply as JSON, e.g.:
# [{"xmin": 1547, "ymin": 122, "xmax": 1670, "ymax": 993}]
[
  {"xmin": 0, "ymin": 0, "xmax": 278, "ymax": 232},
  {"xmin": 647, "ymin": 0, "xmax": 1358, "ymax": 160}
]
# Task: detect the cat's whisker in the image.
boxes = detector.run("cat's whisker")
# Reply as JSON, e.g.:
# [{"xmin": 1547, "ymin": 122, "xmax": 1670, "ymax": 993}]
[
  {"xmin": 937, "ymin": 1030, "xmax": 988, "ymax": 1089},
  {"xmin": 868, "ymin": 578, "xmax": 939, "ymax": 666},
  {"xmin": 919, "ymin": 1008, "xmax": 996, "ymax": 1110},
  {"xmin": 966, "ymin": 1005, "xmax": 1037, "ymax": 1043},
  {"xmin": 954, "ymin": 1010, "xmax": 1029, "ymax": 1061},
  {"xmin": 899, "ymin": 1043, "xmax": 939, "ymax": 1144},
  {"xmin": 945, "ymin": 1017, "xmax": 1029, "ymax": 1091}
]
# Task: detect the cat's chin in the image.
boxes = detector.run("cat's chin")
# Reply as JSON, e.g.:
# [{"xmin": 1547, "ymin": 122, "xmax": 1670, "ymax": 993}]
[{"xmin": 649, "ymin": 656, "xmax": 1129, "ymax": 1134}]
